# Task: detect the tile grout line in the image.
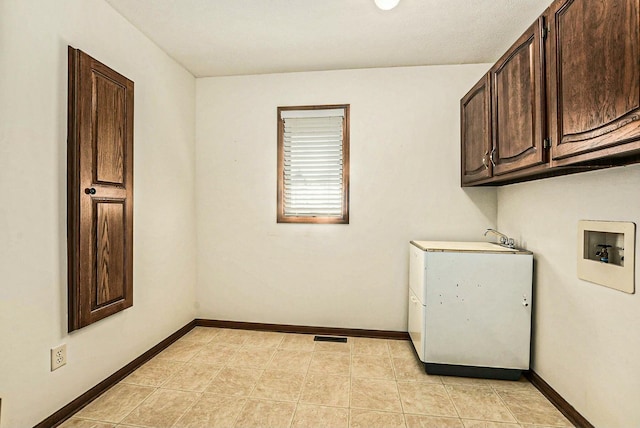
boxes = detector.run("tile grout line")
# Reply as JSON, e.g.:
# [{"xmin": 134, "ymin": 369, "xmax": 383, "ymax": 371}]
[
  {"xmin": 255, "ymin": 332, "xmax": 320, "ymax": 426},
  {"xmin": 218, "ymin": 332, "xmax": 247, "ymax": 428},
  {"xmin": 441, "ymin": 377, "xmax": 464, "ymax": 422},
  {"xmin": 347, "ymin": 337, "xmax": 353, "ymax": 428},
  {"xmin": 169, "ymin": 330, "xmax": 222, "ymax": 428},
  {"xmin": 387, "ymin": 339, "xmax": 409, "ymax": 427},
  {"xmin": 171, "ymin": 331, "xmax": 235, "ymax": 427},
  {"xmin": 115, "ymin": 384, "xmax": 159, "ymax": 427},
  {"xmin": 388, "ymin": 343, "xmax": 411, "ymax": 427},
  {"xmin": 290, "ymin": 334, "xmax": 315, "ymax": 428},
  {"xmin": 232, "ymin": 332, "xmax": 268, "ymax": 428},
  {"xmin": 272, "ymin": 333, "xmax": 296, "ymax": 428},
  {"xmin": 228, "ymin": 334, "xmax": 254, "ymax": 428},
  {"xmin": 491, "ymin": 383, "xmax": 522, "ymax": 426}
]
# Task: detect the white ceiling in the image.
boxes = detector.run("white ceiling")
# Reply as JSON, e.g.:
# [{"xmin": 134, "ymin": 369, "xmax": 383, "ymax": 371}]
[{"xmin": 105, "ymin": 0, "xmax": 548, "ymax": 78}]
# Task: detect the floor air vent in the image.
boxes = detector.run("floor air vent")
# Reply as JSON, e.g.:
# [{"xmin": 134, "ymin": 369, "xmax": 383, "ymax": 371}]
[{"xmin": 313, "ymin": 336, "xmax": 347, "ymax": 343}]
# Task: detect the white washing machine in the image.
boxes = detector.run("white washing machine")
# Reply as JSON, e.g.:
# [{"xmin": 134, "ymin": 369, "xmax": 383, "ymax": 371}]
[{"xmin": 408, "ymin": 241, "xmax": 533, "ymax": 380}]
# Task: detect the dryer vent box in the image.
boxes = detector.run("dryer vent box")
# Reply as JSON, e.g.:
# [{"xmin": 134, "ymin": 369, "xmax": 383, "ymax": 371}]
[{"xmin": 577, "ymin": 220, "xmax": 636, "ymax": 294}]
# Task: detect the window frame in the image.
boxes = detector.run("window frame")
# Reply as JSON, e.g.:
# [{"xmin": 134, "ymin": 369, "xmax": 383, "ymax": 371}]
[{"xmin": 277, "ymin": 104, "xmax": 350, "ymax": 224}]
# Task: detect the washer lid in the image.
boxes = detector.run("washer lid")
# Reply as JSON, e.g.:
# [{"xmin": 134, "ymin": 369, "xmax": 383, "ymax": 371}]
[{"xmin": 410, "ymin": 240, "xmax": 531, "ymax": 254}]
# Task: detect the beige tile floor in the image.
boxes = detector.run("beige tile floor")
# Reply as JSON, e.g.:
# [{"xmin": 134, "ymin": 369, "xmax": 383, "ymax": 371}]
[{"xmin": 62, "ymin": 327, "xmax": 574, "ymax": 428}]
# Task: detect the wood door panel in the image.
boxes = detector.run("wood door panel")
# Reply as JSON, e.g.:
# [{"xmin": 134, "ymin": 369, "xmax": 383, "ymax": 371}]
[
  {"xmin": 464, "ymin": 88, "xmax": 488, "ymax": 174},
  {"xmin": 559, "ymin": 1, "xmax": 639, "ymax": 136},
  {"xmin": 494, "ymin": 42, "xmax": 534, "ymax": 159},
  {"xmin": 491, "ymin": 18, "xmax": 546, "ymax": 176},
  {"xmin": 550, "ymin": 0, "xmax": 640, "ymax": 161},
  {"xmin": 461, "ymin": 74, "xmax": 492, "ymax": 185},
  {"xmin": 68, "ymin": 46, "xmax": 134, "ymax": 331},
  {"xmin": 93, "ymin": 72, "xmax": 126, "ymax": 185},
  {"xmin": 94, "ymin": 200, "xmax": 126, "ymax": 309}
]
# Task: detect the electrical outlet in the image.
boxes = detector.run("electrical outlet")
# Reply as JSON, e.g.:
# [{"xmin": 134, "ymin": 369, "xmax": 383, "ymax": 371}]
[{"xmin": 51, "ymin": 344, "xmax": 67, "ymax": 371}]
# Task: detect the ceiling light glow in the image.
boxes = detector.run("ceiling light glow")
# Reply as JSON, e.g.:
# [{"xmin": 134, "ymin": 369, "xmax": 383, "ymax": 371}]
[{"xmin": 374, "ymin": 0, "xmax": 400, "ymax": 10}]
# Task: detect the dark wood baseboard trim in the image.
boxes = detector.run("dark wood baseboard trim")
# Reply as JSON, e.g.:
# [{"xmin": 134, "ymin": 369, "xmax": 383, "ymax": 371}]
[
  {"xmin": 37, "ymin": 319, "xmax": 406, "ymax": 426},
  {"xmin": 35, "ymin": 320, "xmax": 196, "ymax": 428},
  {"xmin": 35, "ymin": 318, "xmax": 598, "ymax": 428},
  {"xmin": 195, "ymin": 319, "xmax": 410, "ymax": 341},
  {"xmin": 525, "ymin": 370, "xmax": 594, "ymax": 428}
]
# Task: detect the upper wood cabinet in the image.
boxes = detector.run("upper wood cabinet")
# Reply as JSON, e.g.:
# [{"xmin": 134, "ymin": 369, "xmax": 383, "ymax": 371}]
[
  {"xmin": 490, "ymin": 17, "xmax": 547, "ymax": 176},
  {"xmin": 547, "ymin": 0, "xmax": 640, "ymax": 165},
  {"xmin": 461, "ymin": 0, "xmax": 640, "ymax": 186},
  {"xmin": 461, "ymin": 74, "xmax": 492, "ymax": 184},
  {"xmin": 460, "ymin": 18, "xmax": 547, "ymax": 186}
]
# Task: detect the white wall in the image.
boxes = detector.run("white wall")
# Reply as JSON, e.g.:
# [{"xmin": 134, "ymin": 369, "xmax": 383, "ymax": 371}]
[
  {"xmin": 3, "ymin": 1, "xmax": 635, "ymax": 424},
  {"xmin": 497, "ymin": 165, "xmax": 640, "ymax": 428},
  {"xmin": 196, "ymin": 65, "xmax": 497, "ymax": 331},
  {"xmin": 0, "ymin": 1, "xmax": 197, "ymax": 426}
]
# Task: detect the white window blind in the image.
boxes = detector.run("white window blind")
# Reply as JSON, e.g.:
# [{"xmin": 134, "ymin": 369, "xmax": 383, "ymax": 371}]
[{"xmin": 281, "ymin": 108, "xmax": 346, "ymax": 218}]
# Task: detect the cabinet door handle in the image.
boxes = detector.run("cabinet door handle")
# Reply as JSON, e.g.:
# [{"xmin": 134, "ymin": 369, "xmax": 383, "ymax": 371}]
[
  {"xmin": 489, "ymin": 147, "xmax": 496, "ymax": 167},
  {"xmin": 482, "ymin": 151, "xmax": 489, "ymax": 169}
]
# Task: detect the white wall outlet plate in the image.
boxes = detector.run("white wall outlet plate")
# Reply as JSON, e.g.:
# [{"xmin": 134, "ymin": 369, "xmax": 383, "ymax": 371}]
[{"xmin": 51, "ymin": 344, "xmax": 67, "ymax": 371}]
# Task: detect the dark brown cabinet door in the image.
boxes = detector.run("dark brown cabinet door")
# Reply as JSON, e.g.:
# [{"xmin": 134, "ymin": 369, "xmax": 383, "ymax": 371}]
[
  {"xmin": 68, "ymin": 47, "xmax": 134, "ymax": 332},
  {"xmin": 490, "ymin": 17, "xmax": 547, "ymax": 176},
  {"xmin": 461, "ymin": 74, "xmax": 492, "ymax": 185},
  {"xmin": 548, "ymin": 0, "xmax": 640, "ymax": 164}
]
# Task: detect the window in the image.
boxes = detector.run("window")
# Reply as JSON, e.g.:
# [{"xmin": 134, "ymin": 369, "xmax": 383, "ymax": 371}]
[{"xmin": 277, "ymin": 105, "xmax": 350, "ymax": 224}]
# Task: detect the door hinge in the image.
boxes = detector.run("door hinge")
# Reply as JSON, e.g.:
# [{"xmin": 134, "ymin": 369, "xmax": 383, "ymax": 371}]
[
  {"xmin": 543, "ymin": 137, "xmax": 551, "ymax": 149},
  {"xmin": 542, "ymin": 25, "xmax": 550, "ymax": 40}
]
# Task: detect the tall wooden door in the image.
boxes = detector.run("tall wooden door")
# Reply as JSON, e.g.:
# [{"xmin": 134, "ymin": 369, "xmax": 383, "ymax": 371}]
[
  {"xmin": 490, "ymin": 17, "xmax": 547, "ymax": 176},
  {"xmin": 68, "ymin": 47, "xmax": 134, "ymax": 332},
  {"xmin": 548, "ymin": 0, "xmax": 640, "ymax": 165},
  {"xmin": 460, "ymin": 74, "xmax": 492, "ymax": 185}
]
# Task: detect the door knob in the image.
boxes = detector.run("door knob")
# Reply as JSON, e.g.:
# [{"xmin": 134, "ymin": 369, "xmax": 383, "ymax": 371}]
[{"xmin": 85, "ymin": 188, "xmax": 96, "ymax": 195}]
